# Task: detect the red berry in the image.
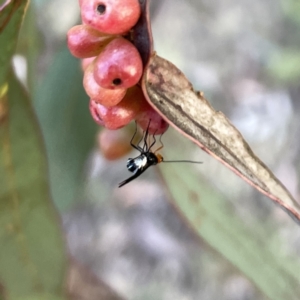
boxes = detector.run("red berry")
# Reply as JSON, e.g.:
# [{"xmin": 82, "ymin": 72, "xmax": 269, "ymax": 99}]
[
  {"xmin": 89, "ymin": 100, "xmax": 105, "ymax": 126},
  {"xmin": 80, "ymin": 0, "xmax": 141, "ymax": 35},
  {"xmin": 136, "ymin": 102, "xmax": 169, "ymax": 135},
  {"xmin": 81, "ymin": 56, "xmax": 96, "ymax": 71},
  {"xmin": 121, "ymin": 85, "xmax": 145, "ymax": 109},
  {"xmin": 93, "ymin": 37, "xmax": 143, "ymax": 89},
  {"xmin": 89, "ymin": 87, "xmax": 143, "ymax": 129},
  {"xmin": 98, "ymin": 128, "xmax": 133, "ymax": 160},
  {"xmin": 83, "ymin": 63, "xmax": 126, "ymax": 106},
  {"xmin": 67, "ymin": 25, "xmax": 113, "ymax": 58}
]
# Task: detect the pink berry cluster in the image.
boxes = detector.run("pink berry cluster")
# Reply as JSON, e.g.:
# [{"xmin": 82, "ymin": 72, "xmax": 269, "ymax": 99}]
[{"xmin": 67, "ymin": 0, "xmax": 168, "ymax": 135}]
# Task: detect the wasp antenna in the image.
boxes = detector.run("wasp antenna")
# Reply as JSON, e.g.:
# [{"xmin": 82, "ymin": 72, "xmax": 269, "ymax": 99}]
[{"xmin": 162, "ymin": 160, "xmax": 203, "ymax": 164}]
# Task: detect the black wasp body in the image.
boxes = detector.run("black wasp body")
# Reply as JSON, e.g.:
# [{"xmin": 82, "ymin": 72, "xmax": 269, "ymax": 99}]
[
  {"xmin": 126, "ymin": 152, "xmax": 159, "ymax": 173},
  {"xmin": 119, "ymin": 123, "xmax": 163, "ymax": 188}
]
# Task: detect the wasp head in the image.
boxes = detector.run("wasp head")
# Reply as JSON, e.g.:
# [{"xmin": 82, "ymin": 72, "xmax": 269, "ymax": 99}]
[{"xmin": 146, "ymin": 152, "xmax": 159, "ymax": 165}]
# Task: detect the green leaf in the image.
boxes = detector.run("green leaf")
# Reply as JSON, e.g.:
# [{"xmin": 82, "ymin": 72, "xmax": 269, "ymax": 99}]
[
  {"xmin": 0, "ymin": 71, "xmax": 66, "ymax": 298},
  {"xmin": 268, "ymin": 49, "xmax": 300, "ymax": 83},
  {"xmin": 280, "ymin": 0, "xmax": 300, "ymax": 25},
  {"xmin": 0, "ymin": 0, "xmax": 28, "ymax": 88},
  {"xmin": 15, "ymin": 2, "xmax": 41, "ymax": 91},
  {"xmin": 0, "ymin": 282, "xmax": 5, "ymax": 300},
  {"xmin": 159, "ymin": 144, "xmax": 300, "ymax": 300},
  {"xmin": 34, "ymin": 47, "xmax": 97, "ymax": 211},
  {"xmin": 12, "ymin": 294, "xmax": 64, "ymax": 300}
]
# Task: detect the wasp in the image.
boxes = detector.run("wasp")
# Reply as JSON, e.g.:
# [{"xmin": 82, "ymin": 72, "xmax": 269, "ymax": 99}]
[{"xmin": 119, "ymin": 121, "xmax": 202, "ymax": 187}]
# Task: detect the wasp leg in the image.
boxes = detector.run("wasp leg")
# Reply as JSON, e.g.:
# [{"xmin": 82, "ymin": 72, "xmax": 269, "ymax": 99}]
[
  {"xmin": 130, "ymin": 121, "xmax": 143, "ymax": 152},
  {"xmin": 137, "ymin": 130, "xmax": 145, "ymax": 151},
  {"xmin": 143, "ymin": 119, "xmax": 151, "ymax": 152},
  {"xmin": 154, "ymin": 133, "xmax": 164, "ymax": 153},
  {"xmin": 148, "ymin": 131, "xmax": 158, "ymax": 151}
]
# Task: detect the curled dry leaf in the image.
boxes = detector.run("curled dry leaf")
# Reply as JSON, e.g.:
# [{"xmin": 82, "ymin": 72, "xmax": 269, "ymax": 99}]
[
  {"xmin": 132, "ymin": 0, "xmax": 300, "ymax": 223},
  {"xmin": 142, "ymin": 54, "xmax": 300, "ymax": 224},
  {"xmin": 131, "ymin": 0, "xmax": 153, "ymax": 66}
]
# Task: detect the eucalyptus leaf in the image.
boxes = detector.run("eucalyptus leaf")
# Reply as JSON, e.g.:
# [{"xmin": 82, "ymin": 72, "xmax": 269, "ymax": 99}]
[
  {"xmin": 15, "ymin": 2, "xmax": 40, "ymax": 91},
  {"xmin": 12, "ymin": 295, "xmax": 63, "ymax": 300},
  {"xmin": 159, "ymin": 162, "xmax": 300, "ymax": 300},
  {"xmin": 0, "ymin": 71, "xmax": 66, "ymax": 298},
  {"xmin": 0, "ymin": 0, "xmax": 28, "ymax": 87},
  {"xmin": 34, "ymin": 47, "xmax": 97, "ymax": 211}
]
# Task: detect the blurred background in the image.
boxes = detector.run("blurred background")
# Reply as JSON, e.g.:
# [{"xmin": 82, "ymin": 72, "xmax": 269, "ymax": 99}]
[{"xmin": 12, "ymin": 0, "xmax": 300, "ymax": 299}]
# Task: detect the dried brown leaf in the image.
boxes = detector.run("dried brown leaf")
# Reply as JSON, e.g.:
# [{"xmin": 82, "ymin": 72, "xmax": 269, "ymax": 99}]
[
  {"xmin": 132, "ymin": 0, "xmax": 153, "ymax": 66},
  {"xmin": 142, "ymin": 54, "xmax": 300, "ymax": 224}
]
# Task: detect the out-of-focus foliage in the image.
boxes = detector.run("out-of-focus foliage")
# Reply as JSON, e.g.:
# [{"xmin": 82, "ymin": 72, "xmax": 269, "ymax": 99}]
[
  {"xmin": 268, "ymin": 1, "xmax": 300, "ymax": 84},
  {"xmin": 0, "ymin": 67, "xmax": 66, "ymax": 299},
  {"xmin": 34, "ymin": 48, "xmax": 97, "ymax": 211},
  {"xmin": 268, "ymin": 50, "xmax": 300, "ymax": 83},
  {"xmin": 280, "ymin": 0, "xmax": 300, "ymax": 25},
  {"xmin": 0, "ymin": 0, "xmax": 27, "ymax": 87},
  {"xmin": 0, "ymin": 1, "xmax": 66, "ymax": 299}
]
